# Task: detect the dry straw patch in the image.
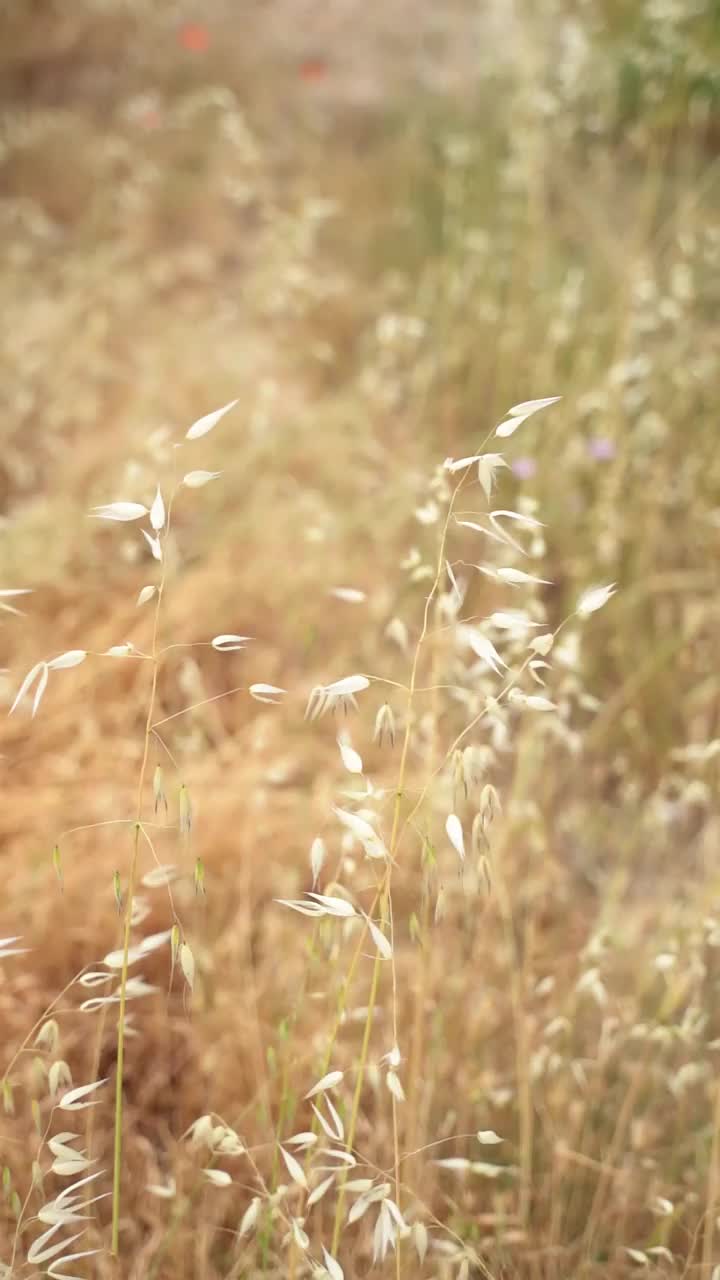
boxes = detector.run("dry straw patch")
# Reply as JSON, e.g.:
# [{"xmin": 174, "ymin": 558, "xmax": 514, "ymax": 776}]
[{"xmin": 1, "ymin": 2, "xmax": 720, "ymax": 1278}]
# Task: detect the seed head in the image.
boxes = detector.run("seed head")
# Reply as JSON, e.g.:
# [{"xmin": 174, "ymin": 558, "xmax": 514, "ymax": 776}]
[
  {"xmin": 179, "ymin": 783, "xmax": 193, "ymax": 838},
  {"xmin": 374, "ymin": 702, "xmax": 396, "ymax": 747},
  {"xmin": 153, "ymin": 765, "xmax": 168, "ymax": 815}
]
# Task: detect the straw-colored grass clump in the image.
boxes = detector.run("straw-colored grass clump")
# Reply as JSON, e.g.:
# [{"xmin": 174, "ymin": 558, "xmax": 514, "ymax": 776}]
[{"xmin": 1, "ymin": 2, "xmax": 719, "ymax": 1277}]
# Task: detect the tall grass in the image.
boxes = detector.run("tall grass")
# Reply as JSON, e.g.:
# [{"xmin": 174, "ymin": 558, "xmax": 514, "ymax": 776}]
[
  {"xmin": 1, "ymin": 1, "xmax": 719, "ymax": 1277},
  {"xmin": 1, "ymin": 393, "xmax": 618, "ymax": 1279}
]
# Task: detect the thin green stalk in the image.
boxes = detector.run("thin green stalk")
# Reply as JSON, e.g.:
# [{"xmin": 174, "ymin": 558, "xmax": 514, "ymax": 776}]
[
  {"xmin": 1, "ymin": 972, "xmax": 86, "ymax": 1098},
  {"xmin": 10, "ymin": 1111, "xmax": 55, "ymax": 1270},
  {"xmin": 330, "ymin": 480, "xmax": 459, "ymax": 1257},
  {"xmin": 404, "ymin": 598, "xmax": 443, "ymax": 1185},
  {"xmin": 110, "ymin": 657, "xmax": 159, "ymax": 1255},
  {"xmin": 330, "ymin": 937, "xmax": 385, "ymax": 1256},
  {"xmin": 702, "ymin": 1078, "xmax": 720, "ymax": 1276},
  {"xmin": 111, "ymin": 540, "xmax": 167, "ymax": 1257}
]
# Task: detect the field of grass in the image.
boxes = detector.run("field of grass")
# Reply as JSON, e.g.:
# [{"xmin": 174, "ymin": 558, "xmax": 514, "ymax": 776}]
[{"xmin": 1, "ymin": 2, "xmax": 720, "ymax": 1277}]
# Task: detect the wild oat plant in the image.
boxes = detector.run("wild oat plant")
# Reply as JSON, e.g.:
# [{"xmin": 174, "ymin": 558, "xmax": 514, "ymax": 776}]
[{"xmin": 0, "ymin": 395, "xmax": 615, "ymax": 1278}]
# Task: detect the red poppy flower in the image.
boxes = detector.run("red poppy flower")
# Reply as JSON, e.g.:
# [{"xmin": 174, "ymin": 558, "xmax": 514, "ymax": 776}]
[
  {"xmin": 299, "ymin": 57, "xmax": 328, "ymax": 82},
  {"xmin": 179, "ymin": 22, "xmax": 211, "ymax": 53}
]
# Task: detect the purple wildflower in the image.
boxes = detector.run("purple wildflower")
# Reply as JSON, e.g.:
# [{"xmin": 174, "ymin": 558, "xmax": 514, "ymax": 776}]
[
  {"xmin": 511, "ymin": 457, "xmax": 537, "ymax": 480},
  {"xmin": 587, "ymin": 436, "xmax": 616, "ymax": 461}
]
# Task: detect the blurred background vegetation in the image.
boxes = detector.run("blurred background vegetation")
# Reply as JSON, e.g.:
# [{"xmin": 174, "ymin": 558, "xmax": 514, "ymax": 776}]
[{"xmin": 1, "ymin": 1, "xmax": 720, "ymax": 1276}]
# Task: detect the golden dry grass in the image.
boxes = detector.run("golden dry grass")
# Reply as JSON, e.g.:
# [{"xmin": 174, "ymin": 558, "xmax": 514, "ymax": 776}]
[{"xmin": 1, "ymin": 2, "xmax": 720, "ymax": 1278}]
